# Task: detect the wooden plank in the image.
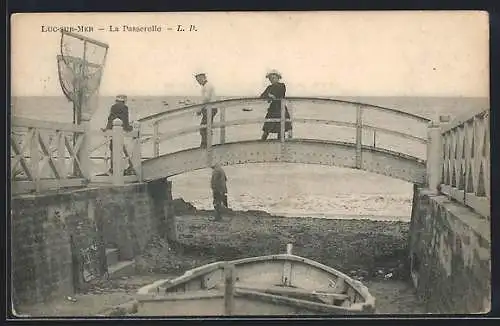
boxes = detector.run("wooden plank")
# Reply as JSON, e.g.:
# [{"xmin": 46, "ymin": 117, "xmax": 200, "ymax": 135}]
[
  {"xmin": 12, "ymin": 178, "xmax": 87, "ymax": 195},
  {"xmin": 11, "ymin": 117, "xmax": 85, "ymax": 132},
  {"xmin": 234, "ymin": 283, "xmax": 349, "ymax": 301},
  {"xmin": 236, "ymin": 289, "xmax": 356, "ymax": 314}
]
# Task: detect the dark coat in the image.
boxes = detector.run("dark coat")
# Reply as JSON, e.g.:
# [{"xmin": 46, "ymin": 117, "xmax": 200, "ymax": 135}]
[
  {"xmin": 211, "ymin": 166, "xmax": 227, "ymax": 193},
  {"xmin": 105, "ymin": 102, "xmax": 133, "ymax": 132},
  {"xmin": 260, "ymin": 82, "xmax": 292, "ymax": 133}
]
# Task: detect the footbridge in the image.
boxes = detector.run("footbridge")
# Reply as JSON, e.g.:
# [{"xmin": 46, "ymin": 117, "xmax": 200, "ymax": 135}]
[
  {"xmin": 10, "ymin": 97, "xmax": 490, "ymax": 218},
  {"xmin": 137, "ymin": 97, "xmax": 429, "ymax": 184}
]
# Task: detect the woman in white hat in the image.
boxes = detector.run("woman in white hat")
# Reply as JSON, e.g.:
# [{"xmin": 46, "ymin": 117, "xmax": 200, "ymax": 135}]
[{"xmin": 259, "ymin": 69, "xmax": 292, "ymax": 140}]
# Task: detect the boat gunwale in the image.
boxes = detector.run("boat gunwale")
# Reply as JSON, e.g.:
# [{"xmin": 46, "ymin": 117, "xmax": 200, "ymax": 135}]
[
  {"xmin": 135, "ymin": 288, "xmax": 372, "ymax": 314},
  {"xmin": 136, "ymin": 254, "xmax": 375, "ymax": 312}
]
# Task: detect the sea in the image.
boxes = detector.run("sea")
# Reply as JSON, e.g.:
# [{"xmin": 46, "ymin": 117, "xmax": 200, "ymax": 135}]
[{"xmin": 11, "ymin": 95, "xmax": 489, "ymax": 221}]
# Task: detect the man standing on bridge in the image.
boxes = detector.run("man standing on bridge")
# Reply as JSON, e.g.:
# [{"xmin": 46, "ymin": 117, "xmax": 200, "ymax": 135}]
[
  {"xmin": 211, "ymin": 163, "xmax": 228, "ymax": 221},
  {"xmin": 102, "ymin": 94, "xmax": 133, "ymax": 175},
  {"xmin": 194, "ymin": 72, "xmax": 218, "ymax": 148}
]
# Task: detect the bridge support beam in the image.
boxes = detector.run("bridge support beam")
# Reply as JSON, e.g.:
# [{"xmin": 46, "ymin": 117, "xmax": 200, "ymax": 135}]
[
  {"xmin": 147, "ymin": 178, "xmax": 177, "ymax": 244},
  {"xmin": 426, "ymin": 121, "xmax": 443, "ymax": 192}
]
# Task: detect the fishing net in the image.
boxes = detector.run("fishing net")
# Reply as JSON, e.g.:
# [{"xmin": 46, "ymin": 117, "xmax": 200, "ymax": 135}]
[{"xmin": 57, "ymin": 31, "xmax": 109, "ymax": 124}]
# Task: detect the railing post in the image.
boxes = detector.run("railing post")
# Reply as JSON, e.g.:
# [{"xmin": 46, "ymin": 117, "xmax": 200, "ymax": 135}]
[
  {"xmin": 288, "ymin": 104, "xmax": 293, "ymax": 139},
  {"xmin": 30, "ymin": 128, "xmax": 40, "ymax": 192},
  {"xmin": 206, "ymin": 106, "xmax": 213, "ymax": 166},
  {"xmin": 78, "ymin": 118, "xmax": 91, "ymax": 181},
  {"xmin": 153, "ymin": 121, "xmax": 160, "ymax": 158},
  {"xmin": 280, "ymin": 99, "xmax": 286, "ymax": 143},
  {"xmin": 219, "ymin": 107, "xmax": 226, "ymax": 144},
  {"xmin": 112, "ymin": 118, "xmax": 125, "ymax": 185},
  {"xmin": 206, "ymin": 106, "xmax": 213, "ymax": 149},
  {"xmin": 355, "ymin": 105, "xmax": 363, "ymax": 169},
  {"xmin": 132, "ymin": 121, "xmax": 142, "ymax": 182},
  {"xmin": 57, "ymin": 130, "xmax": 67, "ymax": 178},
  {"xmin": 426, "ymin": 120, "xmax": 444, "ymax": 192},
  {"xmin": 279, "ymin": 98, "xmax": 287, "ymax": 161}
]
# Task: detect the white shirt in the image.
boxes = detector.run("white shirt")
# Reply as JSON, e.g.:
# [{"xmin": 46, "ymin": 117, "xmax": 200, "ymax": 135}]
[{"xmin": 201, "ymin": 81, "xmax": 216, "ymax": 104}]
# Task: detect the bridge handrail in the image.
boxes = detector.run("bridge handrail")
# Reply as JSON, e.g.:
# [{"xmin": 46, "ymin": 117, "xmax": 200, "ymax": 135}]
[
  {"xmin": 438, "ymin": 107, "xmax": 490, "ymax": 219},
  {"xmin": 11, "ymin": 116, "xmax": 86, "ymax": 132},
  {"xmin": 137, "ymin": 97, "xmax": 431, "ymax": 124},
  {"xmin": 142, "ymin": 117, "xmax": 428, "ymax": 146},
  {"xmin": 11, "ymin": 117, "xmax": 142, "ymax": 194},
  {"xmin": 440, "ymin": 106, "xmax": 489, "ymax": 134}
]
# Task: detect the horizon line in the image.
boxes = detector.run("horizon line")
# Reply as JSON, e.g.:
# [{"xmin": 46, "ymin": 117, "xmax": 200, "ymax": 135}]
[{"xmin": 11, "ymin": 94, "xmax": 490, "ymax": 99}]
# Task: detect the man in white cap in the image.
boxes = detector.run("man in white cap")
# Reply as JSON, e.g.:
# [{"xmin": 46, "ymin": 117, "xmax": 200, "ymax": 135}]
[
  {"xmin": 194, "ymin": 72, "xmax": 218, "ymax": 148},
  {"xmin": 210, "ymin": 162, "xmax": 228, "ymax": 221},
  {"xmin": 102, "ymin": 94, "xmax": 133, "ymax": 174}
]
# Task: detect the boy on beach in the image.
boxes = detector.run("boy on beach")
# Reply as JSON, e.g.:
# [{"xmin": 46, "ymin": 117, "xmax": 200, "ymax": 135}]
[{"xmin": 211, "ymin": 163, "xmax": 228, "ymax": 221}]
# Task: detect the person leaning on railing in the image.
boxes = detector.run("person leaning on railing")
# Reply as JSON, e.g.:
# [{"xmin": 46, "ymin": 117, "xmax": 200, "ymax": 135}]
[{"xmin": 101, "ymin": 94, "xmax": 134, "ymax": 175}]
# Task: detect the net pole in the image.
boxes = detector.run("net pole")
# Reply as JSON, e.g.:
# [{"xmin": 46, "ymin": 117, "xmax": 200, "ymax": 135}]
[{"xmin": 78, "ymin": 39, "xmax": 91, "ymax": 180}]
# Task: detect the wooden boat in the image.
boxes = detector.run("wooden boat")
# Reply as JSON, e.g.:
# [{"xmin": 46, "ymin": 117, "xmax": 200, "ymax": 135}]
[{"xmin": 135, "ymin": 245, "xmax": 376, "ymax": 316}]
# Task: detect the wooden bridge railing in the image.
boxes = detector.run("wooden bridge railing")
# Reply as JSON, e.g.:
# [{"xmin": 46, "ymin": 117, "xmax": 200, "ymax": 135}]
[
  {"xmin": 138, "ymin": 97, "xmax": 430, "ymax": 168},
  {"xmin": 437, "ymin": 107, "xmax": 490, "ymax": 219},
  {"xmin": 11, "ymin": 117, "xmax": 142, "ymax": 194}
]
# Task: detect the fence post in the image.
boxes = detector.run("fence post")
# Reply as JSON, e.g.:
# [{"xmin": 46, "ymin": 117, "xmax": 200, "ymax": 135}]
[
  {"xmin": 355, "ymin": 105, "xmax": 363, "ymax": 169},
  {"xmin": 280, "ymin": 99, "xmax": 286, "ymax": 143},
  {"xmin": 30, "ymin": 128, "xmax": 40, "ymax": 192},
  {"xmin": 206, "ymin": 106, "xmax": 213, "ymax": 166},
  {"xmin": 288, "ymin": 104, "xmax": 293, "ymax": 139},
  {"xmin": 132, "ymin": 122, "xmax": 143, "ymax": 181},
  {"xmin": 280, "ymin": 99, "xmax": 287, "ymax": 161},
  {"xmin": 219, "ymin": 107, "xmax": 226, "ymax": 144},
  {"xmin": 112, "ymin": 118, "xmax": 125, "ymax": 185},
  {"xmin": 153, "ymin": 121, "xmax": 160, "ymax": 158},
  {"xmin": 426, "ymin": 120, "xmax": 444, "ymax": 192},
  {"xmin": 57, "ymin": 131, "xmax": 67, "ymax": 178},
  {"xmin": 78, "ymin": 119, "xmax": 91, "ymax": 181}
]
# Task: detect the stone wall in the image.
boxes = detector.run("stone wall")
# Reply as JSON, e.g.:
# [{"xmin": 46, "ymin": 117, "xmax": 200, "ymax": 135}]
[
  {"xmin": 11, "ymin": 179, "xmax": 173, "ymax": 307},
  {"xmin": 409, "ymin": 186, "xmax": 491, "ymax": 313}
]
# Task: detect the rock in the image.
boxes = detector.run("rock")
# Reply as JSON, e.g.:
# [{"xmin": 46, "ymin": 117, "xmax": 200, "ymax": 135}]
[
  {"xmin": 104, "ymin": 300, "xmax": 139, "ymax": 316},
  {"xmin": 66, "ymin": 296, "xmax": 77, "ymax": 302}
]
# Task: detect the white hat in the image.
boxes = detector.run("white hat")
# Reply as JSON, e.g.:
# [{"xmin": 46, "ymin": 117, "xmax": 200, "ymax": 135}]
[
  {"xmin": 266, "ymin": 69, "xmax": 282, "ymax": 79},
  {"xmin": 194, "ymin": 71, "xmax": 206, "ymax": 77},
  {"xmin": 116, "ymin": 94, "xmax": 127, "ymax": 102}
]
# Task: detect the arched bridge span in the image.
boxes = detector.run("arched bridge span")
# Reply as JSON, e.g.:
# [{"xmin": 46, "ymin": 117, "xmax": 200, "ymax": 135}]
[{"xmin": 138, "ymin": 97, "xmax": 430, "ymax": 184}]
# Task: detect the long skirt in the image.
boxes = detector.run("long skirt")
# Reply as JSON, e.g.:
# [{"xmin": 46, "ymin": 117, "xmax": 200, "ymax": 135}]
[{"xmin": 262, "ymin": 107, "xmax": 292, "ymax": 133}]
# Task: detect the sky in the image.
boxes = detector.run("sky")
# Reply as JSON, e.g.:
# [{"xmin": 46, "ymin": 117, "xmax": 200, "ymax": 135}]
[{"xmin": 11, "ymin": 11, "xmax": 489, "ymax": 97}]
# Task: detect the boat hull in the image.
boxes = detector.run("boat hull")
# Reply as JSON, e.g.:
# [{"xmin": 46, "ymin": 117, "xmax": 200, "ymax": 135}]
[{"xmin": 136, "ymin": 254, "xmax": 376, "ymax": 315}]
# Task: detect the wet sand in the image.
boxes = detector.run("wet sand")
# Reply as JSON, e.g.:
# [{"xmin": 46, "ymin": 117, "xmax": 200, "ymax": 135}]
[{"xmin": 171, "ymin": 163, "xmax": 414, "ymax": 220}]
